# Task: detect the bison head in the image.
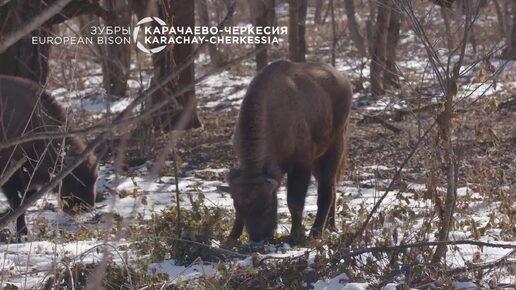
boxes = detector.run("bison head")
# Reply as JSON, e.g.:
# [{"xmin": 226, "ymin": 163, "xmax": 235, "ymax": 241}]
[
  {"xmin": 61, "ymin": 154, "xmax": 98, "ymax": 214},
  {"xmin": 228, "ymin": 168, "xmax": 280, "ymax": 242}
]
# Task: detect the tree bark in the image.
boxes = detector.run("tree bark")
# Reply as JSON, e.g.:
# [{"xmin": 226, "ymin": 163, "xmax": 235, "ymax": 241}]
[
  {"xmin": 249, "ymin": 0, "xmax": 275, "ymax": 70},
  {"xmin": 314, "ymin": 0, "xmax": 324, "ymax": 24},
  {"xmin": 370, "ymin": 0, "xmax": 390, "ymax": 96},
  {"xmin": 0, "ymin": 1, "xmax": 52, "ymax": 84},
  {"xmin": 432, "ymin": 0, "xmax": 471, "ymax": 262},
  {"xmin": 493, "ymin": 0, "xmax": 506, "ymax": 39},
  {"xmin": 365, "ymin": 0, "xmax": 377, "ymax": 56},
  {"xmin": 330, "ymin": 0, "xmax": 336, "ymax": 66},
  {"xmin": 196, "ymin": 0, "xmax": 226, "ymax": 66},
  {"xmin": 432, "ymin": 78, "xmax": 458, "ymax": 264},
  {"xmin": 102, "ymin": 0, "xmax": 131, "ymax": 97},
  {"xmin": 344, "ymin": 0, "xmax": 366, "ymax": 57},
  {"xmin": 503, "ymin": 0, "xmax": 516, "ymax": 59},
  {"xmin": 0, "ymin": 0, "xmax": 108, "ymax": 84},
  {"xmin": 149, "ymin": 0, "xmax": 200, "ymax": 132},
  {"xmin": 384, "ymin": 1, "xmax": 401, "ymax": 88},
  {"xmin": 441, "ymin": 6, "xmax": 454, "ymax": 50},
  {"xmin": 288, "ymin": 0, "xmax": 307, "ymax": 62}
]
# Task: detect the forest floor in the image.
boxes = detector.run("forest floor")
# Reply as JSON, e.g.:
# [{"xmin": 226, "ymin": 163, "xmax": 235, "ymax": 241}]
[{"xmin": 1, "ymin": 51, "xmax": 514, "ymax": 289}]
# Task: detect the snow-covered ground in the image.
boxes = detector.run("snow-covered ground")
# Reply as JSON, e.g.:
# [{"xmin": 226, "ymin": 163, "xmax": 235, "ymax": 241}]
[{"xmin": 2, "ymin": 145, "xmax": 514, "ymax": 288}]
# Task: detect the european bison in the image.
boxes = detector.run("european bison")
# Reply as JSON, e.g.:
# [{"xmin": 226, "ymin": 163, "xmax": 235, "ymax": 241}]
[
  {"xmin": 228, "ymin": 60, "xmax": 353, "ymax": 242},
  {"xmin": 0, "ymin": 75, "xmax": 98, "ymax": 236}
]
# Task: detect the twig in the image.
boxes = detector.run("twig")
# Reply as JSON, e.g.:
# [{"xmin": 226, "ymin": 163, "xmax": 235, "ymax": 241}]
[
  {"xmin": 173, "ymin": 149, "xmax": 182, "ymax": 235},
  {"xmin": 346, "ymin": 120, "xmax": 436, "ymax": 247},
  {"xmin": 0, "ymin": 0, "xmax": 252, "ymax": 230},
  {"xmin": 259, "ymin": 240, "xmax": 516, "ymax": 265},
  {"xmin": 445, "ymin": 249, "xmax": 516, "ymax": 277},
  {"xmin": 0, "ymin": 0, "xmax": 72, "ymax": 53},
  {"xmin": 255, "ymin": 240, "xmax": 516, "ymax": 271},
  {"xmin": 169, "ymin": 237, "xmax": 248, "ymax": 259},
  {"xmin": 0, "ymin": 3, "xmax": 267, "ymax": 152},
  {"xmin": 0, "ymin": 57, "xmax": 193, "ymax": 229},
  {"xmin": 0, "ymin": 45, "xmax": 266, "ymax": 151},
  {"xmin": 358, "ymin": 114, "xmax": 402, "ymax": 134},
  {"xmin": 341, "ymin": 240, "xmax": 516, "ymax": 258},
  {"xmin": 0, "ymin": 157, "xmax": 26, "ymax": 187}
]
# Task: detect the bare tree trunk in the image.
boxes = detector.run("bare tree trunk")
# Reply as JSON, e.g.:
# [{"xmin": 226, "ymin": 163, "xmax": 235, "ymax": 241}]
[
  {"xmin": 365, "ymin": 0, "xmax": 377, "ymax": 56},
  {"xmin": 289, "ymin": 0, "xmax": 307, "ymax": 62},
  {"xmin": 493, "ymin": 0, "xmax": 506, "ymax": 39},
  {"xmin": 196, "ymin": 0, "xmax": 226, "ymax": 66},
  {"xmin": 102, "ymin": 0, "xmax": 130, "ymax": 97},
  {"xmin": 314, "ymin": 0, "xmax": 324, "ymax": 24},
  {"xmin": 173, "ymin": 0, "xmax": 199, "ymax": 129},
  {"xmin": 384, "ymin": 1, "xmax": 401, "ymax": 88},
  {"xmin": 370, "ymin": 0, "xmax": 390, "ymax": 96},
  {"xmin": 344, "ymin": 0, "xmax": 367, "ymax": 56},
  {"xmin": 0, "ymin": 1, "xmax": 51, "ymax": 84},
  {"xmin": 503, "ymin": 0, "xmax": 516, "ymax": 59},
  {"xmin": 441, "ymin": 6, "xmax": 454, "ymax": 50},
  {"xmin": 432, "ymin": 77, "xmax": 458, "ymax": 264},
  {"xmin": 249, "ymin": 0, "xmax": 275, "ymax": 70},
  {"xmin": 0, "ymin": 0, "xmax": 107, "ymax": 84},
  {"xmin": 330, "ymin": 0, "xmax": 336, "ymax": 66},
  {"xmin": 432, "ymin": 0, "xmax": 473, "ymax": 263},
  {"xmin": 150, "ymin": 0, "xmax": 200, "ymax": 132}
]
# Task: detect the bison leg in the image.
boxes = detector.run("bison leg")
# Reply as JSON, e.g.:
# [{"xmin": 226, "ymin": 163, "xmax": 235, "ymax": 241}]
[
  {"xmin": 312, "ymin": 140, "xmax": 344, "ymax": 237},
  {"xmin": 310, "ymin": 181, "xmax": 336, "ymax": 238},
  {"xmin": 2, "ymin": 175, "xmax": 29, "ymax": 236},
  {"xmin": 228, "ymin": 211, "xmax": 244, "ymax": 240},
  {"xmin": 15, "ymin": 214, "xmax": 28, "ymax": 236},
  {"xmin": 287, "ymin": 165, "xmax": 311, "ymax": 241}
]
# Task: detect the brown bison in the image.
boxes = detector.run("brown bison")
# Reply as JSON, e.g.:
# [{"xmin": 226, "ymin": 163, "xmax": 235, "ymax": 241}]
[
  {"xmin": 0, "ymin": 75, "xmax": 98, "ymax": 236},
  {"xmin": 228, "ymin": 60, "xmax": 353, "ymax": 242}
]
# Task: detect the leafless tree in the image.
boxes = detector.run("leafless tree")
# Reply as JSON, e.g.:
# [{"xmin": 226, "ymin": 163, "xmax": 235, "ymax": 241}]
[
  {"xmin": 370, "ymin": 0, "xmax": 390, "ymax": 96},
  {"xmin": 289, "ymin": 0, "xmax": 307, "ymax": 62},
  {"xmin": 144, "ymin": 0, "xmax": 200, "ymax": 133},
  {"xmin": 197, "ymin": 0, "xmax": 227, "ymax": 66},
  {"xmin": 344, "ymin": 0, "xmax": 367, "ymax": 57},
  {"xmin": 503, "ymin": 0, "xmax": 516, "ymax": 59},
  {"xmin": 249, "ymin": 0, "xmax": 276, "ymax": 70},
  {"xmin": 102, "ymin": 0, "xmax": 131, "ymax": 97},
  {"xmin": 0, "ymin": 0, "xmax": 107, "ymax": 83},
  {"xmin": 370, "ymin": 0, "xmax": 402, "ymax": 95},
  {"xmin": 384, "ymin": 2, "xmax": 401, "ymax": 88},
  {"xmin": 314, "ymin": 0, "xmax": 324, "ymax": 24}
]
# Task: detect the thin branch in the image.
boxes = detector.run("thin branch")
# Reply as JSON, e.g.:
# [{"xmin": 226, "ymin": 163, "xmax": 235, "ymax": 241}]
[
  {"xmin": 0, "ymin": 0, "xmax": 72, "ymax": 53},
  {"xmin": 260, "ymin": 240, "xmax": 516, "ymax": 264},
  {"xmin": 0, "ymin": 157, "xmax": 26, "ymax": 187},
  {"xmin": 346, "ymin": 120, "xmax": 436, "ymax": 247},
  {"xmin": 0, "ymin": 0, "xmax": 247, "ymax": 233},
  {"xmin": 0, "ymin": 45, "xmax": 265, "ymax": 151},
  {"xmin": 0, "ymin": 0, "xmax": 11, "ymax": 7},
  {"xmin": 173, "ymin": 149, "xmax": 181, "ymax": 235},
  {"xmin": 399, "ymin": 0, "xmax": 446, "ymax": 93},
  {"xmin": 169, "ymin": 237, "xmax": 248, "ymax": 259},
  {"xmin": 0, "ymin": 51, "xmax": 202, "ymax": 229},
  {"xmin": 341, "ymin": 240, "xmax": 516, "ymax": 258},
  {"xmin": 0, "ymin": 0, "xmax": 240, "ymax": 151},
  {"xmin": 445, "ymin": 249, "xmax": 516, "ymax": 277}
]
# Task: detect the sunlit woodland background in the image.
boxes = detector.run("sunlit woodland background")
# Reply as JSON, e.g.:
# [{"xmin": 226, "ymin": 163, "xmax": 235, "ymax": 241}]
[{"xmin": 0, "ymin": 0, "xmax": 515, "ymax": 288}]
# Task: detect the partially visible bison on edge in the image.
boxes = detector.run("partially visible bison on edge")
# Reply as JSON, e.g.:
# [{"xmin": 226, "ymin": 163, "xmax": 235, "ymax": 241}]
[
  {"xmin": 228, "ymin": 60, "xmax": 353, "ymax": 243},
  {"xmin": 0, "ymin": 75, "xmax": 98, "ymax": 237}
]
